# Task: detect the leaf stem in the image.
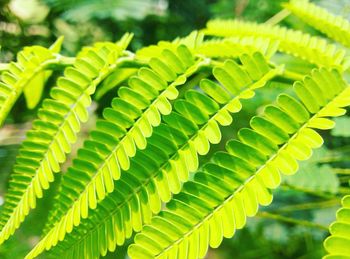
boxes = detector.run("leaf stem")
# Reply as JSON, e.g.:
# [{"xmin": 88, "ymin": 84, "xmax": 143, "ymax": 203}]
[
  {"xmin": 270, "ymin": 199, "xmax": 340, "ymax": 213},
  {"xmin": 280, "ymin": 184, "xmax": 337, "ymax": 199},
  {"xmin": 334, "ymin": 168, "xmax": 350, "ymax": 175},
  {"xmin": 177, "ymin": 71, "xmax": 211, "ymax": 98},
  {"xmin": 282, "ymin": 69, "xmax": 305, "ymax": 81},
  {"xmin": 265, "ymin": 9, "xmax": 291, "ymax": 26},
  {"xmin": 257, "ymin": 211, "xmax": 329, "ymax": 230}
]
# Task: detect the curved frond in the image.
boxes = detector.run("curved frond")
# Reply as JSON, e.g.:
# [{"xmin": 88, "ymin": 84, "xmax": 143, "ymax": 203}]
[
  {"xmin": 128, "ymin": 67, "xmax": 350, "ymax": 258},
  {"xmin": 137, "ymin": 31, "xmax": 279, "ymax": 61},
  {"xmin": 34, "ymin": 52, "xmax": 281, "ymax": 258},
  {"xmin": 324, "ymin": 194, "xmax": 350, "ymax": 258},
  {"xmin": 203, "ymin": 19, "xmax": 347, "ymax": 69},
  {"xmin": 285, "ymin": 0, "xmax": 350, "ymax": 48},
  {"xmin": 0, "ymin": 39, "xmax": 131, "ymax": 245},
  {"xmin": 136, "ymin": 31, "xmax": 204, "ymax": 62},
  {"xmin": 196, "ymin": 36, "xmax": 279, "ymax": 59},
  {"xmin": 25, "ymin": 44, "xmax": 207, "ymax": 259},
  {"xmin": 0, "ymin": 37, "xmax": 64, "ymax": 126}
]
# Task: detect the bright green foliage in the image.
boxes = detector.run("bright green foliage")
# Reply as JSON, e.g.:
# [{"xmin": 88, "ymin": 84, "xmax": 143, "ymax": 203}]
[
  {"xmin": 0, "ymin": 1, "xmax": 350, "ymax": 258},
  {"xmin": 0, "ymin": 36, "xmax": 131, "ymax": 245},
  {"xmin": 135, "ymin": 31, "xmax": 204, "ymax": 61},
  {"xmin": 196, "ymin": 36, "xmax": 279, "ymax": 59},
  {"xmin": 35, "ymin": 52, "xmax": 281, "ymax": 258},
  {"xmin": 25, "ymin": 44, "xmax": 207, "ymax": 259},
  {"xmin": 203, "ymin": 19, "xmax": 348, "ymax": 69},
  {"xmin": 137, "ymin": 31, "xmax": 279, "ymax": 61},
  {"xmin": 285, "ymin": 0, "xmax": 350, "ymax": 48},
  {"xmin": 129, "ymin": 68, "xmax": 350, "ymax": 258},
  {"xmin": 324, "ymin": 195, "xmax": 350, "ymax": 258},
  {"xmin": 0, "ymin": 36, "xmax": 64, "ymax": 126}
]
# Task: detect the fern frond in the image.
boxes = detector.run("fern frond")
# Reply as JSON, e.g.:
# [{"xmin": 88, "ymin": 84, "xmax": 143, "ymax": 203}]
[
  {"xmin": 136, "ymin": 31, "xmax": 204, "ymax": 62},
  {"xmin": 128, "ymin": 67, "xmax": 350, "ymax": 258},
  {"xmin": 0, "ymin": 37, "xmax": 64, "ymax": 126},
  {"xmin": 137, "ymin": 31, "xmax": 279, "ymax": 61},
  {"xmin": 203, "ymin": 19, "xmax": 347, "ymax": 69},
  {"xmin": 196, "ymin": 36, "xmax": 279, "ymax": 59},
  {"xmin": 25, "ymin": 44, "xmax": 207, "ymax": 259},
  {"xmin": 0, "ymin": 38, "xmax": 131, "ymax": 245},
  {"xmin": 33, "ymin": 52, "xmax": 281, "ymax": 258},
  {"xmin": 324, "ymin": 194, "xmax": 350, "ymax": 258},
  {"xmin": 285, "ymin": 0, "xmax": 350, "ymax": 48}
]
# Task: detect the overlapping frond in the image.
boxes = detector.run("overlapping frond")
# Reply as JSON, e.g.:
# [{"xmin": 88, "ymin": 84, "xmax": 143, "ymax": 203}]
[
  {"xmin": 324, "ymin": 194, "xmax": 350, "ymax": 258},
  {"xmin": 135, "ymin": 31, "xmax": 204, "ymax": 62},
  {"xmin": 34, "ymin": 52, "xmax": 281, "ymax": 258},
  {"xmin": 0, "ymin": 37, "xmax": 64, "ymax": 126},
  {"xmin": 0, "ymin": 37, "xmax": 132, "ymax": 245},
  {"xmin": 196, "ymin": 36, "xmax": 279, "ymax": 59},
  {"xmin": 25, "ymin": 44, "xmax": 207, "ymax": 259},
  {"xmin": 137, "ymin": 31, "xmax": 279, "ymax": 61},
  {"xmin": 129, "ymin": 67, "xmax": 350, "ymax": 258},
  {"xmin": 0, "ymin": 1, "xmax": 348, "ymax": 256},
  {"xmin": 43, "ymin": 44, "xmax": 201, "ymax": 232},
  {"xmin": 203, "ymin": 19, "xmax": 348, "ymax": 69},
  {"xmin": 285, "ymin": 0, "xmax": 350, "ymax": 48}
]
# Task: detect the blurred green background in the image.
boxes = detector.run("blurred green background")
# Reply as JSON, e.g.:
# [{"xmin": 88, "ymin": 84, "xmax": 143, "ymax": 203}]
[{"xmin": 1, "ymin": 0, "xmax": 350, "ymax": 258}]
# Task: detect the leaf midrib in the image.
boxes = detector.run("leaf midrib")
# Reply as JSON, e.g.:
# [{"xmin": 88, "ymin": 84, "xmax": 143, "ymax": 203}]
[
  {"xmin": 154, "ymin": 85, "xmax": 349, "ymax": 258},
  {"xmin": 26, "ymin": 58, "xmax": 207, "ymax": 259},
  {"xmin": 0, "ymin": 53, "xmax": 128, "ymax": 243},
  {"xmin": 51, "ymin": 66, "xmax": 280, "ymax": 255}
]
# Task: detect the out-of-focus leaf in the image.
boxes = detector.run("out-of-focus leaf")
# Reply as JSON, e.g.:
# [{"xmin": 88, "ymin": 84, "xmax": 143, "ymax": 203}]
[
  {"xmin": 43, "ymin": 0, "xmax": 167, "ymax": 22},
  {"xmin": 9, "ymin": 0, "xmax": 49, "ymax": 23},
  {"xmin": 282, "ymin": 147, "xmax": 340, "ymax": 194},
  {"xmin": 331, "ymin": 117, "xmax": 350, "ymax": 137}
]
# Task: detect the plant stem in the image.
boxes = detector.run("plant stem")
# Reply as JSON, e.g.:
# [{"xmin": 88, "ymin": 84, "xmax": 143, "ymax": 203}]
[
  {"xmin": 45, "ymin": 55, "xmax": 75, "ymax": 70},
  {"xmin": 315, "ymin": 156, "xmax": 348, "ymax": 163},
  {"xmin": 334, "ymin": 168, "xmax": 350, "ymax": 175},
  {"xmin": 257, "ymin": 211, "xmax": 329, "ymax": 231},
  {"xmin": 330, "ymin": 144, "xmax": 350, "ymax": 153},
  {"xmin": 280, "ymin": 184, "xmax": 337, "ymax": 199},
  {"xmin": 271, "ymin": 199, "xmax": 340, "ymax": 213},
  {"xmin": 118, "ymin": 59, "xmax": 147, "ymax": 68},
  {"xmin": 177, "ymin": 71, "xmax": 211, "ymax": 98},
  {"xmin": 269, "ymin": 62, "xmax": 304, "ymax": 81},
  {"xmin": 339, "ymin": 187, "xmax": 350, "ymax": 195},
  {"xmin": 282, "ymin": 69, "xmax": 305, "ymax": 81},
  {"xmin": 265, "ymin": 9, "xmax": 291, "ymax": 26},
  {"xmin": 339, "ymin": 176, "xmax": 350, "ymax": 183},
  {"xmin": 208, "ymin": 59, "xmax": 225, "ymax": 67}
]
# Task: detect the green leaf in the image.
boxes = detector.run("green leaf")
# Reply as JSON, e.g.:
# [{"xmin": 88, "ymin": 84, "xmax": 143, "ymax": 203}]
[
  {"xmin": 0, "ymin": 39, "xmax": 130, "ymax": 246},
  {"xmin": 324, "ymin": 195, "xmax": 350, "ymax": 258},
  {"xmin": 35, "ymin": 52, "xmax": 278, "ymax": 259},
  {"xmin": 331, "ymin": 117, "xmax": 350, "ymax": 137},
  {"xmin": 0, "ymin": 40, "xmax": 63, "ymax": 126},
  {"xmin": 129, "ymin": 68, "xmax": 350, "ymax": 259},
  {"xmin": 204, "ymin": 19, "xmax": 347, "ymax": 69},
  {"xmin": 285, "ymin": 0, "xmax": 350, "ymax": 48}
]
